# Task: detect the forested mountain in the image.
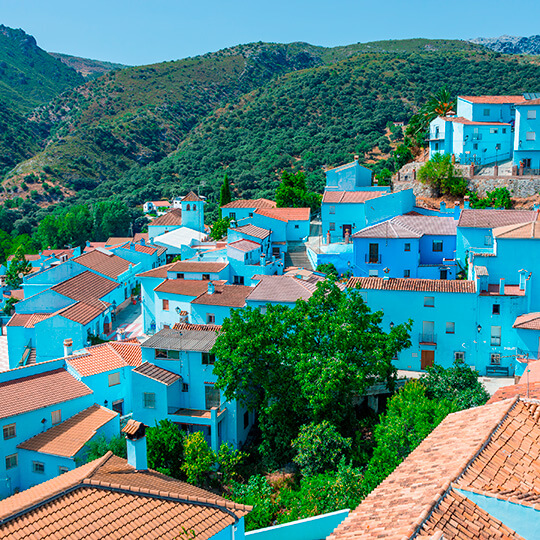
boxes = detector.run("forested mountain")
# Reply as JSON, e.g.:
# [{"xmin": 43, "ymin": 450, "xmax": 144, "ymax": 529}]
[{"xmin": 48, "ymin": 52, "xmax": 130, "ymax": 78}]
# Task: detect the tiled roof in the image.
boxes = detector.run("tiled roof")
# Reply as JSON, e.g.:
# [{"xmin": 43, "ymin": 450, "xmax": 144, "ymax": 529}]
[
  {"xmin": 254, "ymin": 207, "xmax": 311, "ymax": 222},
  {"xmin": 66, "ymin": 342, "xmax": 142, "ymax": 377},
  {"xmin": 222, "ymin": 198, "xmax": 276, "ymax": 209},
  {"xmin": 133, "ymin": 362, "xmax": 182, "ymax": 386},
  {"xmin": 137, "ymin": 262, "xmax": 176, "ymax": 279},
  {"xmin": 147, "ymin": 200, "xmax": 171, "ymax": 206},
  {"xmin": 58, "ymin": 299, "xmax": 110, "ymax": 325},
  {"xmin": 149, "ymin": 208, "xmax": 183, "ymax": 227},
  {"xmin": 513, "ymin": 312, "xmax": 540, "ymax": 330},
  {"xmin": 247, "ymin": 275, "xmax": 323, "ymax": 303},
  {"xmin": 480, "ymin": 283, "xmax": 525, "ymax": 297},
  {"xmin": 459, "ymin": 95, "xmax": 525, "ymax": 104},
  {"xmin": 346, "ymin": 276, "xmax": 476, "ymax": 293},
  {"xmin": 329, "ymin": 398, "xmax": 519, "ymax": 540},
  {"xmin": 0, "ymin": 452, "xmax": 250, "ymax": 539},
  {"xmin": 143, "ymin": 328, "xmax": 219, "ymax": 352},
  {"xmin": 51, "ymin": 270, "xmax": 119, "ymax": 301},
  {"xmin": 105, "ymin": 237, "xmax": 132, "ymax": 246},
  {"xmin": 182, "ymin": 190, "xmax": 203, "ymax": 202},
  {"xmin": 0, "ymin": 368, "xmax": 92, "ymax": 420},
  {"xmin": 518, "ymin": 98, "xmax": 540, "ymax": 106},
  {"xmin": 154, "ymin": 279, "xmax": 212, "ymax": 297},
  {"xmin": 17, "ymin": 405, "xmax": 117, "ymax": 457},
  {"xmin": 7, "ymin": 313, "xmax": 52, "ymax": 328},
  {"xmin": 458, "ymin": 209, "xmax": 536, "ymax": 229},
  {"xmin": 134, "ymin": 243, "xmax": 158, "ymax": 255},
  {"xmin": 133, "ymin": 232, "xmax": 149, "ymax": 242},
  {"xmin": 494, "ymin": 218, "xmax": 540, "ymax": 239},
  {"xmin": 326, "ymin": 161, "xmax": 358, "ymax": 173},
  {"xmin": 122, "ymin": 418, "xmax": 142, "ymax": 436},
  {"xmin": 488, "ymin": 382, "xmax": 540, "ymax": 403},
  {"xmin": 233, "ymin": 224, "xmax": 271, "ymax": 240},
  {"xmin": 352, "ymin": 215, "xmax": 456, "ymax": 239},
  {"xmin": 73, "ymin": 250, "xmax": 132, "ymax": 280},
  {"xmin": 441, "ymin": 116, "xmax": 511, "ymax": 126},
  {"xmin": 9, "ymin": 289, "xmax": 24, "ymax": 300},
  {"xmin": 169, "ymin": 260, "xmax": 229, "ymax": 273},
  {"xmin": 322, "ymin": 191, "xmax": 385, "ymax": 204},
  {"xmin": 173, "ymin": 323, "xmax": 223, "ymax": 331},
  {"xmin": 191, "ymin": 284, "xmax": 252, "ymax": 307},
  {"xmin": 228, "ymin": 239, "xmax": 261, "ymax": 252}
]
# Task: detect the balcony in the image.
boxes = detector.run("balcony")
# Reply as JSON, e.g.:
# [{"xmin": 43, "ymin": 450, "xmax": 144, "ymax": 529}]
[
  {"xmin": 167, "ymin": 406, "xmax": 227, "ymax": 425},
  {"xmin": 472, "ymin": 133, "xmax": 482, "ymax": 141},
  {"xmin": 419, "ymin": 333, "xmax": 437, "ymax": 345},
  {"xmin": 365, "ymin": 254, "xmax": 382, "ymax": 264}
]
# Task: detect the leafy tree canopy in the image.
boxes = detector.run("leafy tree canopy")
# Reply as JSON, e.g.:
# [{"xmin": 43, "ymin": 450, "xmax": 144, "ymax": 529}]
[
  {"xmin": 468, "ymin": 187, "xmax": 512, "ymax": 209},
  {"xmin": 418, "ymin": 153, "xmax": 468, "ymax": 197},
  {"xmin": 210, "ymin": 216, "xmax": 232, "ymax": 241},
  {"xmin": 5, "ymin": 245, "xmax": 32, "ymax": 289},
  {"xmin": 275, "ymin": 170, "xmax": 322, "ymax": 212},
  {"xmin": 219, "ymin": 174, "xmax": 232, "ymax": 214}
]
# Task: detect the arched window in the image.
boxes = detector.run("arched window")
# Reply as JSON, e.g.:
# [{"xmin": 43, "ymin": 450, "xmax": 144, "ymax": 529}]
[
  {"xmin": 186, "ymin": 204, "xmax": 191, "ymax": 211},
  {"xmin": 192, "ymin": 204, "xmax": 196, "ymax": 211}
]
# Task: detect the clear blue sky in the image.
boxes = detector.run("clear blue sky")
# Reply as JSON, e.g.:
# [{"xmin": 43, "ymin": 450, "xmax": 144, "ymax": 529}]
[{"xmin": 1, "ymin": 0, "xmax": 539, "ymax": 65}]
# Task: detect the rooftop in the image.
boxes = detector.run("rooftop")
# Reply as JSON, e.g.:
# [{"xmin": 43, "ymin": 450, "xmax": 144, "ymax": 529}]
[
  {"xmin": 17, "ymin": 405, "xmax": 118, "ymax": 458},
  {"xmin": 233, "ymin": 223, "xmax": 271, "ymax": 240},
  {"xmin": 51, "ymin": 270, "xmax": 119, "ymax": 301},
  {"xmin": 73, "ymin": 250, "xmax": 132, "ymax": 280},
  {"xmin": 352, "ymin": 215, "xmax": 456, "ymax": 239},
  {"xmin": 247, "ymin": 275, "xmax": 324, "ymax": 303},
  {"xmin": 149, "ymin": 208, "xmax": 183, "ymax": 227},
  {"xmin": 440, "ymin": 116, "xmax": 511, "ymax": 126},
  {"xmin": 254, "ymin": 207, "xmax": 311, "ymax": 222},
  {"xmin": 169, "ymin": 260, "xmax": 229, "ymax": 273},
  {"xmin": 228, "ymin": 239, "xmax": 261, "ymax": 252},
  {"xmin": 488, "ymin": 381, "xmax": 540, "ymax": 403},
  {"xmin": 7, "ymin": 313, "xmax": 52, "ymax": 328},
  {"xmin": 133, "ymin": 362, "xmax": 182, "ymax": 386},
  {"xmin": 192, "ymin": 283, "xmax": 252, "ymax": 307},
  {"xmin": 458, "ymin": 209, "xmax": 537, "ymax": 229},
  {"xmin": 136, "ymin": 262, "xmax": 176, "ymax": 279},
  {"xmin": 154, "ymin": 279, "xmax": 214, "ymax": 297},
  {"xmin": 182, "ymin": 190, "xmax": 204, "ymax": 202},
  {"xmin": 66, "ymin": 342, "xmax": 142, "ymax": 377},
  {"xmin": 459, "ymin": 95, "xmax": 526, "ymax": 104},
  {"xmin": 143, "ymin": 327, "xmax": 219, "ymax": 353},
  {"xmin": 480, "ymin": 283, "xmax": 525, "ymax": 297},
  {"xmin": 322, "ymin": 191, "xmax": 385, "ymax": 204},
  {"xmin": 222, "ymin": 198, "xmax": 276, "ymax": 209},
  {"xmin": 494, "ymin": 217, "xmax": 540, "ymax": 239},
  {"xmin": 346, "ymin": 277, "xmax": 476, "ymax": 294},
  {"xmin": 0, "ymin": 368, "xmax": 92, "ymax": 420},
  {"xmin": 0, "ymin": 452, "xmax": 250, "ymax": 539},
  {"xmin": 58, "ymin": 299, "xmax": 111, "ymax": 325}
]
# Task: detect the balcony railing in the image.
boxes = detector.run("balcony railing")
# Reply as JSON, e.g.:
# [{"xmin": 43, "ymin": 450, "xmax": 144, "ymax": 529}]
[
  {"xmin": 419, "ymin": 332, "xmax": 437, "ymax": 344},
  {"xmin": 490, "ymin": 337, "xmax": 502, "ymax": 346},
  {"xmin": 365, "ymin": 254, "xmax": 381, "ymax": 264}
]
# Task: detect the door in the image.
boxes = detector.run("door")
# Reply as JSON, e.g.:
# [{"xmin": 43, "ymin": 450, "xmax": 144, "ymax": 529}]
[
  {"xmin": 112, "ymin": 400, "xmax": 124, "ymax": 415},
  {"xmin": 368, "ymin": 243, "xmax": 379, "ymax": 263},
  {"xmin": 343, "ymin": 224, "xmax": 352, "ymax": 239},
  {"xmin": 421, "ymin": 350, "xmax": 435, "ymax": 370},
  {"xmin": 422, "ymin": 321, "xmax": 435, "ymax": 343},
  {"xmin": 440, "ymin": 269, "xmax": 448, "ymax": 280}
]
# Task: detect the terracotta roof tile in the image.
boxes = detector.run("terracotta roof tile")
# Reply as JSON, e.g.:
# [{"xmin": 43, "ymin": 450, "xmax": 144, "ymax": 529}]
[
  {"xmin": 191, "ymin": 284, "xmax": 252, "ymax": 307},
  {"xmin": 107, "ymin": 342, "xmax": 142, "ymax": 367},
  {"xmin": 66, "ymin": 342, "xmax": 141, "ymax": 377},
  {"xmin": 137, "ymin": 262, "xmax": 176, "ymax": 279},
  {"xmin": 458, "ymin": 209, "xmax": 537, "ymax": 229},
  {"xmin": 7, "ymin": 313, "xmax": 52, "ymax": 328},
  {"xmin": 133, "ymin": 243, "xmax": 158, "ymax": 255},
  {"xmin": 122, "ymin": 419, "xmax": 143, "ymax": 436},
  {"xmin": 105, "ymin": 237, "xmax": 132, "ymax": 246},
  {"xmin": 172, "ymin": 323, "xmax": 223, "ymax": 332},
  {"xmin": 51, "ymin": 271, "xmax": 119, "ymax": 301},
  {"xmin": 154, "ymin": 279, "xmax": 212, "ymax": 297},
  {"xmin": 222, "ymin": 198, "xmax": 276, "ymax": 209},
  {"xmin": 254, "ymin": 207, "xmax": 310, "ymax": 222},
  {"xmin": 133, "ymin": 362, "xmax": 181, "ymax": 386},
  {"xmin": 228, "ymin": 239, "xmax": 261, "ymax": 252},
  {"xmin": 441, "ymin": 115, "xmax": 511, "ymax": 126},
  {"xmin": 17, "ymin": 405, "xmax": 118, "ymax": 457},
  {"xmin": 459, "ymin": 95, "xmax": 525, "ymax": 104},
  {"xmin": 58, "ymin": 299, "xmax": 110, "ymax": 325},
  {"xmin": 352, "ymin": 215, "xmax": 456, "ymax": 239},
  {"xmin": 182, "ymin": 191, "xmax": 203, "ymax": 202},
  {"xmin": 149, "ymin": 208, "xmax": 183, "ymax": 227},
  {"xmin": 0, "ymin": 368, "xmax": 92, "ymax": 420},
  {"xmin": 169, "ymin": 260, "xmax": 228, "ymax": 273},
  {"xmin": 480, "ymin": 283, "xmax": 525, "ymax": 297},
  {"xmin": 133, "ymin": 233, "xmax": 149, "ymax": 243},
  {"xmin": 247, "ymin": 275, "xmax": 323, "ymax": 303},
  {"xmin": 322, "ymin": 190, "xmax": 385, "ymax": 204},
  {"xmin": 494, "ymin": 218, "xmax": 540, "ymax": 239},
  {"xmin": 346, "ymin": 276, "xmax": 476, "ymax": 293},
  {"xmin": 147, "ymin": 200, "xmax": 171, "ymax": 207},
  {"xmin": 488, "ymin": 381, "xmax": 540, "ymax": 403},
  {"xmin": 513, "ymin": 312, "xmax": 540, "ymax": 330},
  {"xmin": 73, "ymin": 250, "xmax": 132, "ymax": 280},
  {"xmin": 233, "ymin": 224, "xmax": 271, "ymax": 240},
  {"xmin": 9, "ymin": 289, "xmax": 24, "ymax": 300}
]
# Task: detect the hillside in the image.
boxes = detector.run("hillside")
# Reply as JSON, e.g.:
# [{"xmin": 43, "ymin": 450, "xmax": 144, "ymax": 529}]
[
  {"xmin": 470, "ymin": 35, "xmax": 540, "ymax": 55},
  {"xmin": 49, "ymin": 52, "xmax": 130, "ymax": 78}
]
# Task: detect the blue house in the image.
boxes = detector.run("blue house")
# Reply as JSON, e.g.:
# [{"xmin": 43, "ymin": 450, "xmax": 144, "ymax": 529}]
[
  {"xmin": 325, "ymin": 159, "xmax": 373, "ymax": 190},
  {"xmin": 251, "ymin": 208, "xmax": 311, "ymax": 243},
  {"xmin": 514, "ymin": 97, "xmax": 540, "ymax": 169},
  {"xmin": 190, "ymin": 283, "xmax": 252, "ymax": 325},
  {"xmin": 351, "ymin": 214, "xmax": 458, "ymax": 279},
  {"xmin": 221, "ymin": 198, "xmax": 276, "ymax": 221},
  {"xmin": 139, "ymin": 324, "xmax": 254, "ymax": 452},
  {"xmin": 147, "ymin": 209, "xmax": 184, "ymax": 242}
]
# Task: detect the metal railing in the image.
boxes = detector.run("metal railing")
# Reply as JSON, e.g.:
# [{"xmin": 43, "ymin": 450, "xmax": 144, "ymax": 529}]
[
  {"xmin": 365, "ymin": 254, "xmax": 381, "ymax": 264},
  {"xmin": 419, "ymin": 333, "xmax": 437, "ymax": 344}
]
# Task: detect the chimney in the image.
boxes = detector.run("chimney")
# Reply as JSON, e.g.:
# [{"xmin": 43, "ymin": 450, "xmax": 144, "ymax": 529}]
[
  {"xmin": 122, "ymin": 420, "xmax": 147, "ymax": 471},
  {"xmin": 373, "ymin": 178, "xmax": 379, "ymax": 186},
  {"xmin": 464, "ymin": 195, "xmax": 470, "ymax": 209},
  {"xmin": 208, "ymin": 281, "xmax": 215, "ymax": 295},
  {"xmin": 63, "ymin": 338, "xmax": 73, "ymax": 357},
  {"xmin": 260, "ymin": 253, "xmax": 266, "ymax": 266},
  {"xmin": 354, "ymin": 155, "xmax": 359, "ymax": 161},
  {"xmin": 499, "ymin": 278, "xmax": 505, "ymax": 296},
  {"xmin": 130, "ymin": 242, "xmax": 135, "ymax": 251},
  {"xmin": 440, "ymin": 201, "xmax": 446, "ymax": 212},
  {"xmin": 519, "ymin": 270, "xmax": 528, "ymax": 291},
  {"xmin": 454, "ymin": 201, "xmax": 460, "ymax": 220}
]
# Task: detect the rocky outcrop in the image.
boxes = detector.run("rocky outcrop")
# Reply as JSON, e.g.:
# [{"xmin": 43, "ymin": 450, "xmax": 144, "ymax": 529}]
[{"xmin": 470, "ymin": 35, "xmax": 540, "ymax": 56}]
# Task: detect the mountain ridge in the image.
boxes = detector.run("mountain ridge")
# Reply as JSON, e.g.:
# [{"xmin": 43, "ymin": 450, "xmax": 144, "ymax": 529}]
[{"xmin": 470, "ymin": 34, "xmax": 540, "ymax": 56}]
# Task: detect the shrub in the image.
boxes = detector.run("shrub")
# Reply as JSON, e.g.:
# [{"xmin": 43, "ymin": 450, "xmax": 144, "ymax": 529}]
[{"xmin": 181, "ymin": 431, "xmax": 216, "ymax": 485}]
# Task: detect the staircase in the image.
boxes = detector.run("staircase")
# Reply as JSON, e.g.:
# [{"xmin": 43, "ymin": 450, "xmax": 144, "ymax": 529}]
[{"xmin": 284, "ymin": 243, "xmax": 313, "ymax": 270}]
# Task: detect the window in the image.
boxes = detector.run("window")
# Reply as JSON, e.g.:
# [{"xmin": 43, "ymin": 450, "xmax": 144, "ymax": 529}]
[
  {"xmin": 59, "ymin": 466, "xmax": 69, "ymax": 475},
  {"xmin": 404, "ymin": 243, "xmax": 411, "ymax": 252},
  {"xmin": 483, "ymin": 108, "xmax": 490, "ymax": 117},
  {"xmin": 491, "ymin": 326, "xmax": 501, "ymax": 346},
  {"xmin": 5, "ymin": 454, "xmax": 17, "ymax": 470},
  {"xmin": 502, "ymin": 128, "xmax": 507, "ymax": 134},
  {"xmin": 230, "ymin": 212, "xmax": 236, "ymax": 220},
  {"xmin": 205, "ymin": 385, "xmax": 220, "ymax": 409},
  {"xmin": 329, "ymin": 206, "xmax": 336, "ymax": 215},
  {"xmin": 435, "ymin": 142, "xmax": 439, "ymax": 150},
  {"xmin": 182, "ymin": 383, "xmax": 189, "ymax": 392},
  {"xmin": 368, "ymin": 269, "xmax": 378, "ymax": 277},
  {"xmin": 244, "ymin": 411, "xmax": 249, "ymax": 429},
  {"xmin": 329, "ymin": 222, "xmax": 335, "ymax": 232},
  {"xmin": 143, "ymin": 393, "xmax": 156, "ymax": 409},
  {"xmin": 454, "ymin": 351, "xmax": 465, "ymax": 361},
  {"xmin": 112, "ymin": 400, "xmax": 124, "ymax": 415},
  {"xmin": 294, "ymin": 224, "xmax": 299, "ymax": 229},
  {"xmin": 186, "ymin": 204, "xmax": 191, "ymax": 211},
  {"xmin": 446, "ymin": 322, "xmax": 455, "ymax": 334},
  {"xmin": 162, "ymin": 299, "xmax": 169, "ymax": 311},
  {"xmin": 51, "ymin": 410, "xmax": 61, "ymax": 426},
  {"xmin": 490, "ymin": 128, "xmax": 498, "ymax": 134},
  {"xmin": 108, "ymin": 372, "xmax": 120, "ymax": 386},
  {"xmin": 528, "ymin": 109, "xmax": 537, "ymax": 120},
  {"xmin": 3, "ymin": 423, "xmax": 16, "ymax": 440},
  {"xmin": 155, "ymin": 349, "xmax": 179, "ymax": 359},
  {"xmin": 202, "ymin": 274, "xmax": 210, "ymax": 281},
  {"xmin": 33, "ymin": 461, "xmax": 45, "ymax": 474},
  {"xmin": 473, "ymin": 143, "xmax": 478, "ymax": 150},
  {"xmin": 432, "ymin": 240, "xmax": 443, "ymax": 252},
  {"xmin": 526, "ymin": 131, "xmax": 536, "ymax": 141},
  {"xmin": 248, "ymin": 212, "xmax": 253, "ymax": 218},
  {"xmin": 202, "ymin": 353, "xmax": 216, "ymax": 365},
  {"xmin": 233, "ymin": 275, "xmax": 245, "ymax": 285},
  {"xmin": 424, "ymin": 296, "xmax": 435, "ymax": 307},
  {"xmin": 176, "ymin": 273, "xmax": 184, "ymax": 279},
  {"xmin": 492, "ymin": 304, "xmax": 501, "ymax": 315},
  {"xmin": 484, "ymin": 235, "xmax": 493, "ymax": 246},
  {"xmin": 490, "ymin": 353, "xmax": 501, "ymax": 365},
  {"xmin": 404, "ymin": 269, "xmax": 411, "ymax": 278},
  {"xmin": 207, "ymin": 313, "xmax": 216, "ymax": 324}
]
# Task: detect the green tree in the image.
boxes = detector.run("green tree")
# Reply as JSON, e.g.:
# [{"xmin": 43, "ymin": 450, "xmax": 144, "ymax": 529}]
[
  {"xmin": 292, "ymin": 421, "xmax": 352, "ymax": 477},
  {"xmin": 2, "ymin": 297, "xmax": 19, "ymax": 315},
  {"xmin": 5, "ymin": 246, "xmax": 32, "ymax": 289},
  {"xmin": 210, "ymin": 216, "xmax": 232, "ymax": 241},
  {"xmin": 393, "ymin": 144, "xmax": 414, "ymax": 170},
  {"xmin": 418, "ymin": 153, "xmax": 468, "ymax": 196},
  {"xmin": 361, "ymin": 381, "xmax": 457, "ymax": 494},
  {"xmin": 216, "ymin": 442, "xmax": 247, "ymax": 485},
  {"xmin": 468, "ymin": 187, "xmax": 512, "ymax": 209},
  {"xmin": 275, "ymin": 170, "xmax": 322, "ymax": 212},
  {"xmin": 316, "ymin": 262, "xmax": 338, "ymax": 279},
  {"xmin": 421, "ymin": 358, "xmax": 490, "ymax": 409},
  {"xmin": 181, "ymin": 431, "xmax": 216, "ymax": 485},
  {"xmin": 83, "ymin": 435, "xmax": 127, "ymax": 463},
  {"xmin": 36, "ymin": 215, "xmax": 63, "ymax": 249},
  {"xmin": 213, "ymin": 280, "xmax": 411, "ymax": 466},
  {"xmin": 93, "ymin": 200, "xmax": 132, "ymax": 240},
  {"xmin": 219, "ymin": 174, "xmax": 232, "ymax": 216},
  {"xmin": 147, "ymin": 420, "xmax": 185, "ymax": 478}
]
